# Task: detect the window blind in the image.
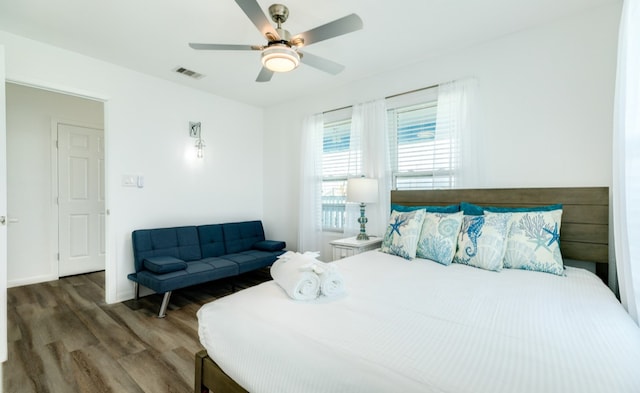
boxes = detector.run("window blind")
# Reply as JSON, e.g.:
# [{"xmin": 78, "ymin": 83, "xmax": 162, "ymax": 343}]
[
  {"xmin": 322, "ymin": 119, "xmax": 353, "ymax": 178},
  {"xmin": 389, "ymin": 101, "xmax": 455, "ymax": 190},
  {"xmin": 322, "ymin": 119, "xmax": 355, "ymax": 231}
]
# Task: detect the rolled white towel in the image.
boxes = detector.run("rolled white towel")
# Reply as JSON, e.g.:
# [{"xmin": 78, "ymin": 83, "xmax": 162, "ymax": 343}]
[
  {"xmin": 276, "ymin": 250, "xmax": 298, "ymax": 262},
  {"xmin": 277, "ymin": 250, "xmax": 320, "ymax": 261},
  {"xmin": 270, "ymin": 254, "xmax": 320, "ymax": 301},
  {"xmin": 302, "ymin": 251, "xmax": 320, "ymax": 259},
  {"xmin": 312, "ymin": 261, "xmax": 346, "ymax": 297}
]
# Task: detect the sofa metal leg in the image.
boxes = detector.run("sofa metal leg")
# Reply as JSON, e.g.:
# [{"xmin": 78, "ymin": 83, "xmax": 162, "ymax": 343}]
[
  {"xmin": 158, "ymin": 291, "xmax": 172, "ymax": 318},
  {"xmin": 133, "ymin": 282, "xmax": 139, "ymax": 300}
]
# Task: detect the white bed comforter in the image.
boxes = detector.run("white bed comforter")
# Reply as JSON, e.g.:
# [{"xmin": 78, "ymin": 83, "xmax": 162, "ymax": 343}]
[{"xmin": 197, "ymin": 251, "xmax": 640, "ymax": 393}]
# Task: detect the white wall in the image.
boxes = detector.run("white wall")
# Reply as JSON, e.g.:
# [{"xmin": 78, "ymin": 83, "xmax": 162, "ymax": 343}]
[
  {"xmin": 1, "ymin": 44, "xmax": 9, "ymax": 377},
  {"xmin": 6, "ymin": 83, "xmax": 104, "ymax": 286},
  {"xmin": 262, "ymin": 3, "xmax": 621, "ymax": 258},
  {"xmin": 0, "ymin": 31, "xmax": 265, "ymax": 302}
]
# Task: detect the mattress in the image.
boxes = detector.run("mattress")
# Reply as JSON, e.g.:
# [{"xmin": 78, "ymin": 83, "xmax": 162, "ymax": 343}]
[{"xmin": 197, "ymin": 250, "xmax": 640, "ymax": 393}]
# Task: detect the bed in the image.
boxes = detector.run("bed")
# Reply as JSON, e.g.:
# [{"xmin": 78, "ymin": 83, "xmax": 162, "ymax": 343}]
[{"xmin": 195, "ymin": 187, "xmax": 640, "ymax": 393}]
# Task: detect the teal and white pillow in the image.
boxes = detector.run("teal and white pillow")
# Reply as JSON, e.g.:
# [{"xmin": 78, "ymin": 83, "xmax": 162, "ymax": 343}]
[
  {"xmin": 500, "ymin": 209, "xmax": 564, "ymax": 275},
  {"xmin": 381, "ymin": 209, "xmax": 427, "ymax": 260},
  {"xmin": 416, "ymin": 211, "xmax": 464, "ymax": 265},
  {"xmin": 452, "ymin": 212, "xmax": 512, "ymax": 271}
]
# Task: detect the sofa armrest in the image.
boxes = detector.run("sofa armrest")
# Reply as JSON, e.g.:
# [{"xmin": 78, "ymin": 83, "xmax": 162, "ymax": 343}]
[
  {"xmin": 143, "ymin": 256, "xmax": 188, "ymax": 274},
  {"xmin": 252, "ymin": 240, "xmax": 286, "ymax": 252}
]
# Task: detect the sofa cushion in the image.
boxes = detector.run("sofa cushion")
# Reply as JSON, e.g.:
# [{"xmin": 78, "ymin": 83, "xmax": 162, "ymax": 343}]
[
  {"xmin": 143, "ymin": 256, "xmax": 187, "ymax": 274},
  {"xmin": 198, "ymin": 224, "xmax": 226, "ymax": 258},
  {"xmin": 200, "ymin": 257, "xmax": 240, "ymax": 272},
  {"xmin": 223, "ymin": 221, "xmax": 266, "ymax": 254},
  {"xmin": 224, "ymin": 250, "xmax": 284, "ymax": 274},
  {"xmin": 252, "ymin": 240, "xmax": 286, "ymax": 252},
  {"xmin": 132, "ymin": 260, "xmax": 239, "ymax": 293},
  {"xmin": 132, "ymin": 226, "xmax": 201, "ymax": 272}
]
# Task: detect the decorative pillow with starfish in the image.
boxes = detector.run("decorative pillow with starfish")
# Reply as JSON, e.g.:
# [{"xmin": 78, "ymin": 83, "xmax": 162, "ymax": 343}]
[
  {"xmin": 380, "ymin": 209, "xmax": 427, "ymax": 260},
  {"xmin": 499, "ymin": 209, "xmax": 564, "ymax": 275}
]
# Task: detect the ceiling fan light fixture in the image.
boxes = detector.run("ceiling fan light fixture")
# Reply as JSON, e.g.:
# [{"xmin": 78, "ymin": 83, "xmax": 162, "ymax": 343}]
[{"xmin": 261, "ymin": 45, "xmax": 300, "ymax": 72}]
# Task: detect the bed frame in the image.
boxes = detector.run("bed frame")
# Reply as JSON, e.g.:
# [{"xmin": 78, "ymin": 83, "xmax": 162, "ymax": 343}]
[{"xmin": 195, "ymin": 186, "xmax": 610, "ymax": 393}]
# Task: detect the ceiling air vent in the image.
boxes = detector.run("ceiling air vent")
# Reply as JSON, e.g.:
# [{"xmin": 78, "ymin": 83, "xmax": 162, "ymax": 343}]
[{"xmin": 174, "ymin": 66, "xmax": 204, "ymax": 79}]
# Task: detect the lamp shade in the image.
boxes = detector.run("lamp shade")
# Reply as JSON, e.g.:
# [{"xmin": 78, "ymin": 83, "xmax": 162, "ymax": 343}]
[{"xmin": 347, "ymin": 177, "xmax": 379, "ymax": 203}]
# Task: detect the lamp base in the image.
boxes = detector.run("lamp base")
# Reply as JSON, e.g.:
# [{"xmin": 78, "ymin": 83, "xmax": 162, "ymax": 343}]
[
  {"xmin": 356, "ymin": 202, "xmax": 370, "ymax": 241},
  {"xmin": 356, "ymin": 232, "xmax": 370, "ymax": 241}
]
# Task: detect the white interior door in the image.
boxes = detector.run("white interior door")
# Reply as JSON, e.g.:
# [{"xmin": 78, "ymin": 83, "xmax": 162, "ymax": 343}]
[{"xmin": 57, "ymin": 122, "xmax": 105, "ymax": 277}]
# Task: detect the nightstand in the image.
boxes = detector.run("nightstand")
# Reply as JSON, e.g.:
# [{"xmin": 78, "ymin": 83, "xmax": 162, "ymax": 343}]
[{"xmin": 330, "ymin": 236, "xmax": 383, "ymax": 261}]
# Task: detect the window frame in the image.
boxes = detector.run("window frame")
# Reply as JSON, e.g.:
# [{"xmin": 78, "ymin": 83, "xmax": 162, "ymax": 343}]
[
  {"xmin": 386, "ymin": 86, "xmax": 456, "ymax": 191},
  {"xmin": 321, "ymin": 109, "xmax": 354, "ymax": 232}
]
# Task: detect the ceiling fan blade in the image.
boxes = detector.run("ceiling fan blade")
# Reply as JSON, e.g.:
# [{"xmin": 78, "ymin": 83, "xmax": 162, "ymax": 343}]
[
  {"xmin": 235, "ymin": 0, "xmax": 281, "ymax": 41},
  {"xmin": 294, "ymin": 14, "xmax": 363, "ymax": 47},
  {"xmin": 189, "ymin": 43, "xmax": 260, "ymax": 51},
  {"xmin": 256, "ymin": 67, "xmax": 274, "ymax": 82},
  {"xmin": 300, "ymin": 51, "xmax": 345, "ymax": 75}
]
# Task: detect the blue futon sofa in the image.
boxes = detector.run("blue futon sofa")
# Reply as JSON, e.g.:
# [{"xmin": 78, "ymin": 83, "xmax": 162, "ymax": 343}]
[{"xmin": 128, "ymin": 220, "xmax": 285, "ymax": 317}]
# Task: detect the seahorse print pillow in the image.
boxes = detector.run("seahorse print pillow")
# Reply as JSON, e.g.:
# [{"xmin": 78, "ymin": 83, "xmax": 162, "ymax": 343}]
[
  {"xmin": 500, "ymin": 209, "xmax": 564, "ymax": 275},
  {"xmin": 380, "ymin": 209, "xmax": 427, "ymax": 260},
  {"xmin": 452, "ymin": 212, "xmax": 512, "ymax": 271},
  {"xmin": 416, "ymin": 211, "xmax": 464, "ymax": 265}
]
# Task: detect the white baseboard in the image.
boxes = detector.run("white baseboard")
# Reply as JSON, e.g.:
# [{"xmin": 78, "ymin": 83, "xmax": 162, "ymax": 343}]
[
  {"xmin": 8, "ymin": 273, "xmax": 58, "ymax": 288},
  {"xmin": 112, "ymin": 285, "xmax": 156, "ymax": 304}
]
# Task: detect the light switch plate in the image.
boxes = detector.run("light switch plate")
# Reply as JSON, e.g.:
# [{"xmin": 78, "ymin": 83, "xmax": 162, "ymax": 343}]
[{"xmin": 122, "ymin": 175, "xmax": 137, "ymax": 187}]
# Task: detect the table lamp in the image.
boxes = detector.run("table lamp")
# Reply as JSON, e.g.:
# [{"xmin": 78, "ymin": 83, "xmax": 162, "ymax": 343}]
[{"xmin": 347, "ymin": 177, "xmax": 379, "ymax": 240}]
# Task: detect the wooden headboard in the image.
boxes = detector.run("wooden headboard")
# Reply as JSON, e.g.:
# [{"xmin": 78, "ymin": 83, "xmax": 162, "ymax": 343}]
[{"xmin": 391, "ymin": 187, "xmax": 609, "ymax": 281}]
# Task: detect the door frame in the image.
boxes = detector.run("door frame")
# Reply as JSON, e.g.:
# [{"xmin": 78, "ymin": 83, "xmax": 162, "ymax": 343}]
[
  {"xmin": 51, "ymin": 118, "xmax": 105, "ymax": 278},
  {"xmin": 5, "ymin": 77, "xmax": 112, "ymax": 301},
  {"xmin": 1, "ymin": 45, "xmax": 9, "ymax": 366}
]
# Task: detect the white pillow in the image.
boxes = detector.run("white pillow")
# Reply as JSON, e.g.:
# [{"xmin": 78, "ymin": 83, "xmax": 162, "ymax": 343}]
[
  {"xmin": 452, "ymin": 212, "xmax": 512, "ymax": 271},
  {"xmin": 380, "ymin": 209, "xmax": 426, "ymax": 260},
  {"xmin": 500, "ymin": 209, "xmax": 564, "ymax": 275},
  {"xmin": 416, "ymin": 211, "xmax": 464, "ymax": 265}
]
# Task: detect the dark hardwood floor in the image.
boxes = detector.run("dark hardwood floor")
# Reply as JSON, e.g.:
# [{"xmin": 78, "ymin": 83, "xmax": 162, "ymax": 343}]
[{"xmin": 4, "ymin": 269, "xmax": 271, "ymax": 393}]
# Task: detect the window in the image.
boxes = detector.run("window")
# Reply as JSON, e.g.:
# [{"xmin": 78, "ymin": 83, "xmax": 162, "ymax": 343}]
[
  {"xmin": 388, "ymin": 100, "xmax": 455, "ymax": 190},
  {"xmin": 320, "ymin": 86, "xmax": 457, "ymax": 231},
  {"xmin": 321, "ymin": 118, "xmax": 358, "ymax": 231}
]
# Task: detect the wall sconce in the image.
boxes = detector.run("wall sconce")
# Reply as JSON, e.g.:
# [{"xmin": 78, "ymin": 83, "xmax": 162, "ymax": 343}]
[{"xmin": 189, "ymin": 121, "xmax": 205, "ymax": 158}]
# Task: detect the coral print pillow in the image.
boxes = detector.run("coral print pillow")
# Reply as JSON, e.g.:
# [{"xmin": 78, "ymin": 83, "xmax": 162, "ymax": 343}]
[
  {"xmin": 453, "ymin": 212, "xmax": 512, "ymax": 271},
  {"xmin": 501, "ymin": 209, "xmax": 564, "ymax": 275},
  {"xmin": 380, "ymin": 209, "xmax": 427, "ymax": 260},
  {"xmin": 416, "ymin": 211, "xmax": 464, "ymax": 265}
]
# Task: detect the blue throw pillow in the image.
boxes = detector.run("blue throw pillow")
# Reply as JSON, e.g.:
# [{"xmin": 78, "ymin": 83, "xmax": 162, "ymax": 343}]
[
  {"xmin": 252, "ymin": 240, "xmax": 286, "ymax": 252},
  {"xmin": 461, "ymin": 202, "xmax": 563, "ymax": 215},
  {"xmin": 143, "ymin": 256, "xmax": 187, "ymax": 274},
  {"xmin": 391, "ymin": 203, "xmax": 459, "ymax": 213}
]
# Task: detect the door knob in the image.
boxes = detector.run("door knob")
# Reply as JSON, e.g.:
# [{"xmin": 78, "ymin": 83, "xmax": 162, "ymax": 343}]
[{"xmin": 0, "ymin": 216, "xmax": 5, "ymax": 225}]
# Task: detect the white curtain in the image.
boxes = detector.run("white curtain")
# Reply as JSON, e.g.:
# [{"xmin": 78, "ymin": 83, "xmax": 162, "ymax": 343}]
[
  {"xmin": 298, "ymin": 113, "xmax": 324, "ymax": 253},
  {"xmin": 613, "ymin": 0, "xmax": 640, "ymax": 324},
  {"xmin": 435, "ymin": 78, "xmax": 481, "ymax": 188},
  {"xmin": 344, "ymin": 99, "xmax": 390, "ymax": 237}
]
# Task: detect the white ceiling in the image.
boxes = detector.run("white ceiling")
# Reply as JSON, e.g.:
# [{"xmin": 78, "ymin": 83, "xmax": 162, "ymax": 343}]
[{"xmin": 0, "ymin": 0, "xmax": 616, "ymax": 107}]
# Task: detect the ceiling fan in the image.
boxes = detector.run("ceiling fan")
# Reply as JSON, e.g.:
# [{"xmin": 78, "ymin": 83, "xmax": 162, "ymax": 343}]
[{"xmin": 189, "ymin": 0, "xmax": 363, "ymax": 82}]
